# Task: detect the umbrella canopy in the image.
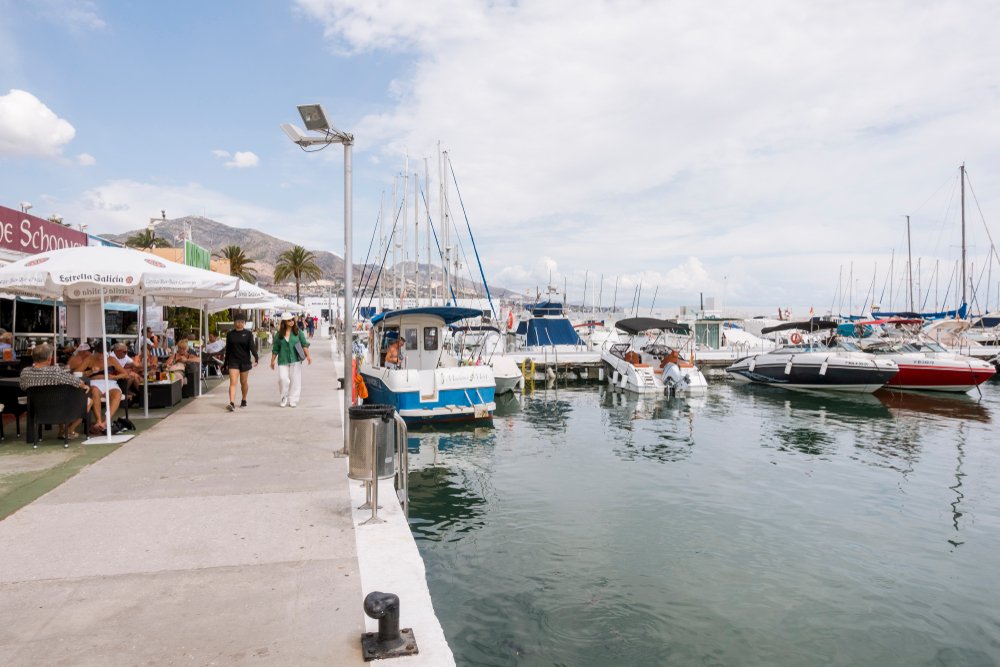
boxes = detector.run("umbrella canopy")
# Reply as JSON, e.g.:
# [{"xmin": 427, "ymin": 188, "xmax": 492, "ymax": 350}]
[{"xmin": 0, "ymin": 245, "xmax": 240, "ymax": 302}]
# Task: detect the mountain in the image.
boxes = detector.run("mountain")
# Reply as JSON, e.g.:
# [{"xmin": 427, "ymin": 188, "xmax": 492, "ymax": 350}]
[{"xmin": 101, "ymin": 216, "xmax": 517, "ymax": 300}]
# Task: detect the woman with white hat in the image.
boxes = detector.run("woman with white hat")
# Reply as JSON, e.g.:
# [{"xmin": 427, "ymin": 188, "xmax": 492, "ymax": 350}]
[{"xmin": 270, "ymin": 312, "xmax": 311, "ymax": 407}]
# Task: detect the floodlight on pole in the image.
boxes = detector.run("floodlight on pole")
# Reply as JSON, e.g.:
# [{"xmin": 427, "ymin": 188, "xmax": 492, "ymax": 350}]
[
  {"xmin": 19, "ymin": 202, "xmax": 32, "ymax": 213},
  {"xmin": 280, "ymin": 104, "xmax": 355, "ymax": 450}
]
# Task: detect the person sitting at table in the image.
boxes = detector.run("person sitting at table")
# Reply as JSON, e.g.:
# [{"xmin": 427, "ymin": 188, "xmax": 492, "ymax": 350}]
[
  {"xmin": 203, "ymin": 332, "xmax": 226, "ymax": 375},
  {"xmin": 132, "ymin": 346, "xmax": 159, "ymax": 374},
  {"xmin": 109, "ymin": 342, "xmax": 142, "ymax": 399},
  {"xmin": 81, "ymin": 342, "xmax": 126, "ymax": 430},
  {"xmin": 20, "ymin": 343, "xmax": 98, "ymax": 439},
  {"xmin": 145, "ymin": 327, "xmax": 159, "ymax": 349},
  {"xmin": 0, "ymin": 332, "xmax": 16, "ymax": 361},
  {"xmin": 165, "ymin": 337, "xmax": 199, "ymax": 370},
  {"xmin": 68, "ymin": 342, "xmax": 93, "ymax": 373}
]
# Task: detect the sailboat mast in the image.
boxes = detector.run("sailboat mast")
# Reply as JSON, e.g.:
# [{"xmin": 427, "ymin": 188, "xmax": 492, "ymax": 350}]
[
  {"xmin": 413, "ymin": 170, "xmax": 419, "ymax": 307},
  {"xmin": 425, "ymin": 157, "xmax": 431, "ymax": 306},
  {"xmin": 961, "ymin": 164, "xmax": 967, "ymax": 308},
  {"xmin": 907, "ymin": 215, "xmax": 914, "ymax": 312}
]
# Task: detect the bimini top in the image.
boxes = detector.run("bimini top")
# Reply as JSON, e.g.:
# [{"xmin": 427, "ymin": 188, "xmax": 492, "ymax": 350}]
[
  {"xmin": 370, "ymin": 306, "xmax": 483, "ymax": 327},
  {"xmin": 614, "ymin": 317, "xmax": 691, "ymax": 335},
  {"xmin": 760, "ymin": 318, "xmax": 838, "ymax": 334}
]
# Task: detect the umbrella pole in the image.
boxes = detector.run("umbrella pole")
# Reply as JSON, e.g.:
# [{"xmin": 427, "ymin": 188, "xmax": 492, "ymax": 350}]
[
  {"xmin": 142, "ymin": 296, "xmax": 149, "ymax": 419},
  {"xmin": 101, "ymin": 288, "xmax": 112, "ymax": 438},
  {"xmin": 196, "ymin": 302, "xmax": 208, "ymax": 398}
]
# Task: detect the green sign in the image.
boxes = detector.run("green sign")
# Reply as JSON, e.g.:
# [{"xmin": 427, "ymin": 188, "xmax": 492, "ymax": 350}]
[{"xmin": 184, "ymin": 240, "xmax": 211, "ymax": 270}]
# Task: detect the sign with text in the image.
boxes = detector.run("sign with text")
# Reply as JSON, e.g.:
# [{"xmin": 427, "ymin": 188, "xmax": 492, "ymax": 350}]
[
  {"xmin": 184, "ymin": 239, "xmax": 211, "ymax": 270},
  {"xmin": 0, "ymin": 205, "xmax": 88, "ymax": 255}
]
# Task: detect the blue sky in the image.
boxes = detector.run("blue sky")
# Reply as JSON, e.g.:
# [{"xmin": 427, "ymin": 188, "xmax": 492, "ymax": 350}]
[{"xmin": 2, "ymin": 0, "xmax": 1000, "ymax": 313}]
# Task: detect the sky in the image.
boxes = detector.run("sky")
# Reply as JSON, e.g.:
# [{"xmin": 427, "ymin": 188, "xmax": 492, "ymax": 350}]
[{"xmin": 2, "ymin": 0, "xmax": 1000, "ymax": 314}]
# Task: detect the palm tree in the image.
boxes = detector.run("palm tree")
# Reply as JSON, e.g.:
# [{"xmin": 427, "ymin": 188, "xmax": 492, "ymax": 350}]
[
  {"xmin": 125, "ymin": 228, "xmax": 172, "ymax": 249},
  {"xmin": 273, "ymin": 245, "xmax": 322, "ymax": 303},
  {"xmin": 214, "ymin": 245, "xmax": 258, "ymax": 282}
]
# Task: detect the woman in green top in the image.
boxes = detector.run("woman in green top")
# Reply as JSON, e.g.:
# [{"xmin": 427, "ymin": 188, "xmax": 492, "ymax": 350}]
[{"xmin": 270, "ymin": 312, "xmax": 311, "ymax": 407}]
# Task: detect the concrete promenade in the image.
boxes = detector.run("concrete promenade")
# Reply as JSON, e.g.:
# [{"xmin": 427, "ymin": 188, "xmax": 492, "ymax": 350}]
[{"xmin": 0, "ymin": 334, "xmax": 453, "ymax": 665}]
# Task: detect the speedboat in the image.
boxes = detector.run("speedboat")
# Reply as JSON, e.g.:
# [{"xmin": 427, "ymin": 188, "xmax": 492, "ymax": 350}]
[
  {"xmin": 602, "ymin": 317, "xmax": 708, "ymax": 395},
  {"xmin": 451, "ymin": 324, "xmax": 522, "ymax": 395},
  {"xmin": 360, "ymin": 307, "xmax": 496, "ymax": 423},
  {"xmin": 862, "ymin": 339, "xmax": 996, "ymax": 393},
  {"xmin": 725, "ymin": 338, "xmax": 898, "ymax": 393}
]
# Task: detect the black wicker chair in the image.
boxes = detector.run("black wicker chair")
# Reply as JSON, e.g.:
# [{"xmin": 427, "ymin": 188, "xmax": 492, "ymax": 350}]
[{"xmin": 26, "ymin": 385, "xmax": 90, "ymax": 448}]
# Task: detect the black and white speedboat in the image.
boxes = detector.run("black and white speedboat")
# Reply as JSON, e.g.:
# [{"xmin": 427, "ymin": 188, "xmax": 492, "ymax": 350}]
[{"xmin": 725, "ymin": 321, "xmax": 898, "ymax": 392}]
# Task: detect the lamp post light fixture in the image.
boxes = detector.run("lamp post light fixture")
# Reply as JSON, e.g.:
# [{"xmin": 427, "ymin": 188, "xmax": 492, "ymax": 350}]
[
  {"xmin": 19, "ymin": 202, "xmax": 32, "ymax": 213},
  {"xmin": 280, "ymin": 104, "xmax": 354, "ymax": 447}
]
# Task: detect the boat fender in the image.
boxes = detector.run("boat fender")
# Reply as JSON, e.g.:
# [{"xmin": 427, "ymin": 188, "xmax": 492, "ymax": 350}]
[
  {"xmin": 748, "ymin": 358, "xmax": 756, "ymax": 372},
  {"xmin": 790, "ymin": 332, "xmax": 803, "ymax": 345},
  {"xmin": 784, "ymin": 356, "xmax": 794, "ymax": 375},
  {"xmin": 819, "ymin": 356, "xmax": 829, "ymax": 376}
]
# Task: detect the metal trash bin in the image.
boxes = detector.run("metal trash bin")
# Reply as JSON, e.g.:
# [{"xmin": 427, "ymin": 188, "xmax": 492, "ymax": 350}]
[{"xmin": 348, "ymin": 404, "xmax": 396, "ymax": 480}]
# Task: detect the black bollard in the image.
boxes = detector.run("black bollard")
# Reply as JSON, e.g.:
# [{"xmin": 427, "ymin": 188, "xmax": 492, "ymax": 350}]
[{"xmin": 361, "ymin": 591, "xmax": 418, "ymax": 661}]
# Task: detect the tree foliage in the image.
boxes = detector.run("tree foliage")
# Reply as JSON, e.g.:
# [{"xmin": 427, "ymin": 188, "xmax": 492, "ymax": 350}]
[
  {"xmin": 125, "ymin": 228, "xmax": 172, "ymax": 249},
  {"xmin": 273, "ymin": 245, "xmax": 322, "ymax": 303},
  {"xmin": 214, "ymin": 244, "xmax": 258, "ymax": 282}
]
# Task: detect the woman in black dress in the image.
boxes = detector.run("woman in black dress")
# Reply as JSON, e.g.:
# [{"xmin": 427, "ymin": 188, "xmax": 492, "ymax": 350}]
[{"xmin": 224, "ymin": 313, "xmax": 259, "ymax": 411}]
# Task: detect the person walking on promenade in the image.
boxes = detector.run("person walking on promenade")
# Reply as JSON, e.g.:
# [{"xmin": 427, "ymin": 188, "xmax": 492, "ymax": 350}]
[
  {"xmin": 270, "ymin": 312, "xmax": 311, "ymax": 408},
  {"xmin": 224, "ymin": 313, "xmax": 258, "ymax": 412}
]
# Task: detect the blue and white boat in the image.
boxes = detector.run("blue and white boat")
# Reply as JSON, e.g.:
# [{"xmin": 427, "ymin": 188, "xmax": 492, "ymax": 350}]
[{"xmin": 360, "ymin": 307, "xmax": 496, "ymax": 424}]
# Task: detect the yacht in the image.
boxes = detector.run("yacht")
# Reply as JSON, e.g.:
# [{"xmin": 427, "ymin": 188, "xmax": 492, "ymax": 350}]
[
  {"xmin": 360, "ymin": 307, "xmax": 496, "ymax": 423},
  {"xmin": 602, "ymin": 317, "xmax": 708, "ymax": 395}
]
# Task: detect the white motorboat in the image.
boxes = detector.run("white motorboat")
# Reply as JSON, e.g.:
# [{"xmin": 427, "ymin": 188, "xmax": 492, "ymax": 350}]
[
  {"xmin": 361, "ymin": 307, "xmax": 496, "ymax": 423},
  {"xmin": 602, "ymin": 317, "xmax": 708, "ymax": 395}
]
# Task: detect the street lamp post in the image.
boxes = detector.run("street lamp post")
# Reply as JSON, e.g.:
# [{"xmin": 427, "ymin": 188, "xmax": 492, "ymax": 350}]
[{"xmin": 281, "ymin": 105, "xmax": 354, "ymax": 446}]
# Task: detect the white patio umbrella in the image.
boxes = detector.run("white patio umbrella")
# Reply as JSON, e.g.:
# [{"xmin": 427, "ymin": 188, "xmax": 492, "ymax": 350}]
[{"xmin": 0, "ymin": 246, "xmax": 241, "ymax": 443}]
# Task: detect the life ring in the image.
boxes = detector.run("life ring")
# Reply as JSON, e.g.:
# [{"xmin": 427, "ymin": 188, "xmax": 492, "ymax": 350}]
[{"xmin": 790, "ymin": 332, "xmax": 803, "ymax": 345}]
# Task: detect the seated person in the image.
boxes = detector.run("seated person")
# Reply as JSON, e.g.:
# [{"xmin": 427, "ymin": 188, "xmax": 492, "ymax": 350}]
[
  {"xmin": 20, "ymin": 343, "xmax": 98, "ymax": 439},
  {"xmin": 202, "ymin": 332, "xmax": 226, "ymax": 374},
  {"xmin": 67, "ymin": 342, "xmax": 93, "ymax": 373},
  {"xmin": 165, "ymin": 338, "xmax": 199, "ymax": 370},
  {"xmin": 0, "ymin": 332, "xmax": 15, "ymax": 360},
  {"xmin": 109, "ymin": 343, "xmax": 142, "ymax": 397},
  {"xmin": 132, "ymin": 346, "xmax": 160, "ymax": 373},
  {"xmin": 80, "ymin": 342, "xmax": 126, "ymax": 430},
  {"xmin": 384, "ymin": 335, "xmax": 404, "ymax": 370}
]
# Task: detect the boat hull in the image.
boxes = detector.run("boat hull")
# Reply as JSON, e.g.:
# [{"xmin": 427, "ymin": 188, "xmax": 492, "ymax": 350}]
[
  {"xmin": 725, "ymin": 355, "xmax": 897, "ymax": 393},
  {"xmin": 887, "ymin": 363, "xmax": 996, "ymax": 393},
  {"xmin": 360, "ymin": 366, "xmax": 496, "ymax": 424}
]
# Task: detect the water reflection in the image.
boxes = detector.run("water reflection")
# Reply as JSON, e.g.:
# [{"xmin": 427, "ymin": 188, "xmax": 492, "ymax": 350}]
[
  {"xmin": 407, "ymin": 465, "xmax": 487, "ymax": 541},
  {"xmin": 493, "ymin": 391, "xmax": 522, "ymax": 417},
  {"xmin": 522, "ymin": 389, "xmax": 573, "ymax": 433},
  {"xmin": 876, "ymin": 390, "xmax": 991, "ymax": 423}
]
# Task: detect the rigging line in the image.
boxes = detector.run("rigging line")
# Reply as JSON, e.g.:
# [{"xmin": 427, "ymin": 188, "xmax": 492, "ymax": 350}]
[
  {"xmin": 354, "ymin": 199, "xmax": 384, "ymax": 304},
  {"xmin": 965, "ymin": 175, "xmax": 1000, "ymax": 260},
  {"xmin": 419, "ymin": 185, "xmax": 459, "ymax": 306},
  {"xmin": 442, "ymin": 195, "xmax": 481, "ymax": 310},
  {"xmin": 448, "ymin": 159, "xmax": 498, "ymax": 322},
  {"xmin": 360, "ymin": 195, "xmax": 407, "ymax": 317}
]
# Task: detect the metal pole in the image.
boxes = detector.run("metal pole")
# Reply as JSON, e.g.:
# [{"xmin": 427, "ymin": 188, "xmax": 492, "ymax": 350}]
[
  {"xmin": 142, "ymin": 296, "xmax": 149, "ymax": 418},
  {"xmin": 961, "ymin": 164, "xmax": 967, "ymax": 307},
  {"xmin": 343, "ymin": 139, "xmax": 354, "ymax": 448},
  {"xmin": 907, "ymin": 215, "xmax": 914, "ymax": 312}
]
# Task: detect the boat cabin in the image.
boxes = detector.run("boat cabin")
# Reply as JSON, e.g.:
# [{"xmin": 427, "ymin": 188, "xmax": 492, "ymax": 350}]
[{"xmin": 369, "ymin": 307, "xmax": 481, "ymax": 370}]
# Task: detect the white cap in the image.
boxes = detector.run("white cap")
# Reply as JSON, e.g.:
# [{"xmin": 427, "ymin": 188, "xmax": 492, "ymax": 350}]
[{"xmin": 280, "ymin": 312, "xmax": 295, "ymax": 321}]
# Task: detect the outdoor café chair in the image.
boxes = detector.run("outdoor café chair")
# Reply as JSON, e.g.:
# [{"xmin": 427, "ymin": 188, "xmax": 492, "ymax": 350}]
[{"xmin": 26, "ymin": 384, "xmax": 91, "ymax": 448}]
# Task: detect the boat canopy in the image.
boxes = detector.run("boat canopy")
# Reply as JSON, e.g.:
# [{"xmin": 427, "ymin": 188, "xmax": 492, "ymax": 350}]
[
  {"xmin": 760, "ymin": 318, "xmax": 838, "ymax": 334},
  {"xmin": 527, "ymin": 301, "xmax": 564, "ymax": 317},
  {"xmin": 871, "ymin": 303, "xmax": 968, "ymax": 320},
  {"xmin": 371, "ymin": 306, "xmax": 482, "ymax": 326},
  {"xmin": 614, "ymin": 317, "xmax": 691, "ymax": 335},
  {"xmin": 522, "ymin": 318, "xmax": 583, "ymax": 346}
]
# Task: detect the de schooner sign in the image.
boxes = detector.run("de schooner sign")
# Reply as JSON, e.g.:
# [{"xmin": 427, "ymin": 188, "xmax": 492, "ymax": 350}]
[{"xmin": 0, "ymin": 205, "xmax": 88, "ymax": 255}]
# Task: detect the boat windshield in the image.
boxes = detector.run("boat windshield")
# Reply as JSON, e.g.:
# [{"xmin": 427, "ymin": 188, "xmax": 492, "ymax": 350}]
[
  {"xmin": 836, "ymin": 341, "xmax": 863, "ymax": 353},
  {"xmin": 914, "ymin": 341, "xmax": 948, "ymax": 353}
]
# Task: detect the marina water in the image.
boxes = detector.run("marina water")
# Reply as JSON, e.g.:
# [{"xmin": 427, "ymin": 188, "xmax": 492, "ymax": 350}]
[{"xmin": 407, "ymin": 380, "xmax": 1000, "ymax": 666}]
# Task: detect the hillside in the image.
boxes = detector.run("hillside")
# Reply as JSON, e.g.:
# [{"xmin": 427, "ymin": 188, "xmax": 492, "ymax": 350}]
[{"xmin": 101, "ymin": 216, "xmax": 515, "ymax": 300}]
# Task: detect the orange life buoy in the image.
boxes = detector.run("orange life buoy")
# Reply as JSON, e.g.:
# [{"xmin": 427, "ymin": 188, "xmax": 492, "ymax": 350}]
[
  {"xmin": 507, "ymin": 310, "xmax": 514, "ymax": 330},
  {"xmin": 790, "ymin": 332, "xmax": 803, "ymax": 345}
]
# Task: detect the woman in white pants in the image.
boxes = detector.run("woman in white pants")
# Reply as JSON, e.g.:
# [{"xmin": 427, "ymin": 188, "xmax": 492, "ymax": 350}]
[{"xmin": 270, "ymin": 312, "xmax": 311, "ymax": 407}]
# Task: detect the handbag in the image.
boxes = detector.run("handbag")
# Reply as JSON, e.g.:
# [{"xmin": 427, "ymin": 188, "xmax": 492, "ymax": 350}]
[{"xmin": 293, "ymin": 336, "xmax": 306, "ymax": 362}]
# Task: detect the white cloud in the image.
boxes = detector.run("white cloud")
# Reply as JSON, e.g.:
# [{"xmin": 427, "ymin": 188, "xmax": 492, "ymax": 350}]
[
  {"xmin": 212, "ymin": 149, "xmax": 260, "ymax": 168},
  {"xmin": 225, "ymin": 151, "xmax": 260, "ymax": 169},
  {"xmin": 299, "ymin": 0, "xmax": 1000, "ymax": 306},
  {"xmin": 0, "ymin": 89, "xmax": 76, "ymax": 157},
  {"xmin": 76, "ymin": 152, "xmax": 95, "ymax": 166}
]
